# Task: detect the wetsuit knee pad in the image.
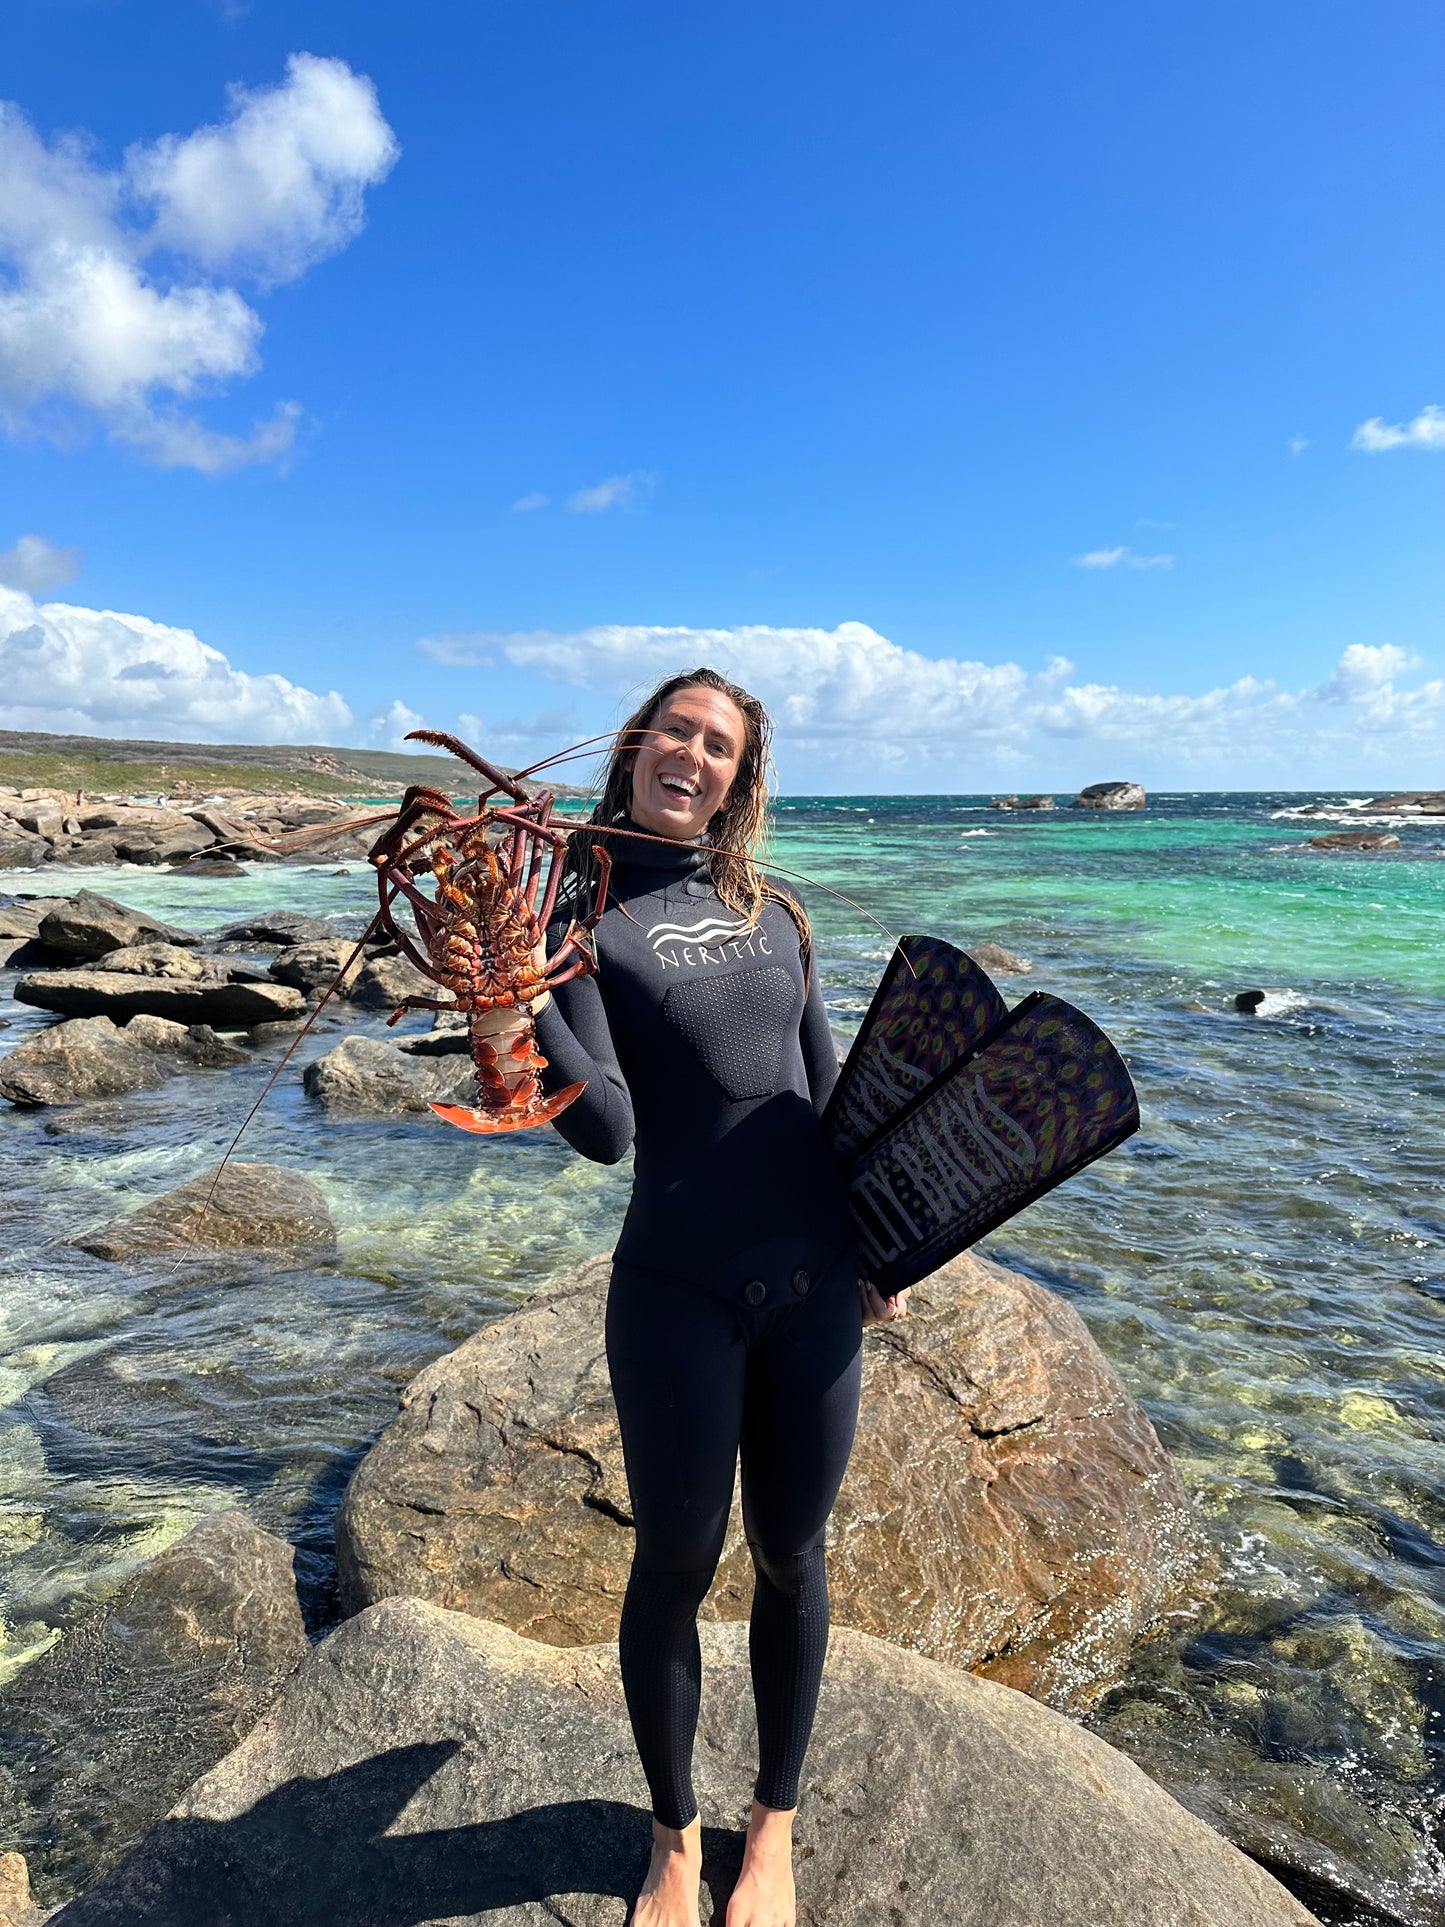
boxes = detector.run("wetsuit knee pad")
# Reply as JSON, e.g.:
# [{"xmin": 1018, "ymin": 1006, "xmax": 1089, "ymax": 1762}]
[{"xmin": 747, "ymin": 1539, "xmax": 826, "ymax": 1600}]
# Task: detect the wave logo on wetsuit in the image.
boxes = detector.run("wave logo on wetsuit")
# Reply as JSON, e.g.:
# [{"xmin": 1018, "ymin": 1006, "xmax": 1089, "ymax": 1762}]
[{"xmin": 647, "ymin": 915, "xmax": 773, "ymax": 971}]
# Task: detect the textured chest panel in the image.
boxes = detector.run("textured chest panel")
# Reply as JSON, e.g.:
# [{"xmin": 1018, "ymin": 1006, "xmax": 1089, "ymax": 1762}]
[{"xmin": 662, "ymin": 964, "xmax": 799, "ymax": 1101}]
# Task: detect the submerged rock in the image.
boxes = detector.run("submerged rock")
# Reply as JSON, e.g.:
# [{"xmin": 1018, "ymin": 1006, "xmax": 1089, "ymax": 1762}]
[
  {"xmin": 0, "ymin": 1016, "xmax": 172, "ymax": 1107},
  {"xmin": 966, "ymin": 940, "xmax": 1034, "ymax": 976},
  {"xmin": 12, "ymin": 968, "xmax": 304, "ymax": 1029},
  {"xmin": 303, "ymin": 1036, "xmax": 474, "ymax": 1114},
  {"xmin": 1307, "ymin": 831, "xmax": 1402, "ymax": 852},
  {"xmin": 75, "ymin": 1162, "xmax": 336, "ymax": 1264},
  {"xmin": 1074, "ymin": 781, "xmax": 1147, "ymax": 811},
  {"xmin": 0, "ymin": 1513, "xmax": 308, "ymax": 1910},
  {"xmin": 53, "ymin": 1598, "xmax": 1318, "ymax": 1927},
  {"xmin": 337, "ymin": 1251, "xmax": 1209, "ymax": 1708}
]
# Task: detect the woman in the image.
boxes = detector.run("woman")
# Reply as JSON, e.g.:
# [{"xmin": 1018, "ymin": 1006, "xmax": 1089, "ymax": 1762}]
[{"xmin": 521, "ymin": 668, "xmax": 908, "ymax": 1927}]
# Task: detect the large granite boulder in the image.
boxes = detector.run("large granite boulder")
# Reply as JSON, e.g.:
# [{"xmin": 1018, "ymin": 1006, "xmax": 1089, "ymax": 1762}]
[
  {"xmin": 12, "ymin": 968, "xmax": 305, "ymax": 1028},
  {"xmin": 0, "ymin": 826, "xmax": 50, "ymax": 869},
  {"xmin": 50, "ymin": 1599, "xmax": 1317, "ymax": 1927},
  {"xmin": 337, "ymin": 1253, "xmax": 1209, "ymax": 1709},
  {"xmin": 0, "ymin": 1017, "xmax": 173, "ymax": 1107},
  {"xmin": 1073, "ymin": 781, "xmax": 1147, "ymax": 811},
  {"xmin": 0, "ymin": 1514, "xmax": 308, "ymax": 1911},
  {"xmin": 119, "ymin": 1016, "xmax": 250, "ymax": 1067},
  {"xmin": 214, "ymin": 912, "xmax": 337, "ymax": 948},
  {"xmin": 36, "ymin": 893, "xmax": 197, "ymax": 959},
  {"xmin": 303, "ymin": 1036, "xmax": 475, "ymax": 1114},
  {"xmin": 74, "ymin": 1163, "xmax": 335, "ymax": 1264},
  {"xmin": 268, "ymin": 939, "xmax": 362, "ymax": 999},
  {"xmin": 349, "ymin": 951, "xmax": 435, "ymax": 1011}
]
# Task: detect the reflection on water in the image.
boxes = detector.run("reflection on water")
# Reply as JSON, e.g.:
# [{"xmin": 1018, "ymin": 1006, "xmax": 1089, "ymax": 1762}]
[{"xmin": 1, "ymin": 798, "xmax": 1442, "ymax": 1921}]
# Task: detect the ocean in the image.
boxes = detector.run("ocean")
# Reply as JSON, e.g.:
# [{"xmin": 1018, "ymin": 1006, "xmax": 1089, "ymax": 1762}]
[{"xmin": 0, "ymin": 791, "xmax": 1440, "ymax": 1922}]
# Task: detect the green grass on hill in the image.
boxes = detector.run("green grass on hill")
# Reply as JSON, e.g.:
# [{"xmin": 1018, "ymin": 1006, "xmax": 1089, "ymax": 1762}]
[{"xmin": 0, "ymin": 750, "xmax": 361, "ymax": 798}]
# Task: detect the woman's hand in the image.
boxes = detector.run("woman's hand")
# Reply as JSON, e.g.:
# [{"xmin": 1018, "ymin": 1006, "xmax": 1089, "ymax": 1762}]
[{"xmin": 860, "ymin": 1278, "xmax": 910, "ymax": 1325}]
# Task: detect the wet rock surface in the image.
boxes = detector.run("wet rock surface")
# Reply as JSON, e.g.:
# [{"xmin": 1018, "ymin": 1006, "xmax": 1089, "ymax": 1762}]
[
  {"xmin": 0, "ymin": 1514, "xmax": 308, "ymax": 1913},
  {"xmin": 74, "ymin": 1162, "xmax": 336, "ymax": 1264},
  {"xmin": 1307, "ymin": 831, "xmax": 1403, "ymax": 852},
  {"xmin": 337, "ymin": 1251, "xmax": 1210, "ymax": 1708},
  {"xmin": 117, "ymin": 1016, "xmax": 250, "ymax": 1066},
  {"xmin": 0, "ymin": 1017, "xmax": 173, "ymax": 1107},
  {"xmin": 215, "ymin": 911, "xmax": 337, "ymax": 948},
  {"xmin": 53, "ymin": 1598, "xmax": 1318, "ymax": 1927},
  {"xmin": 35, "ymin": 893, "xmax": 196, "ymax": 959},
  {"xmin": 303, "ymin": 1035, "xmax": 474, "ymax": 1113},
  {"xmin": 966, "ymin": 939, "xmax": 1033, "ymax": 975},
  {"xmin": 1074, "ymin": 781, "xmax": 1147, "ymax": 811},
  {"xmin": 12, "ymin": 968, "xmax": 305, "ymax": 1028}
]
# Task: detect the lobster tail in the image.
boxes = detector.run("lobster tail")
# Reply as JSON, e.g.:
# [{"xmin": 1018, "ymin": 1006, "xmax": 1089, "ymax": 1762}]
[{"xmin": 428, "ymin": 1011, "xmax": 587, "ymax": 1135}]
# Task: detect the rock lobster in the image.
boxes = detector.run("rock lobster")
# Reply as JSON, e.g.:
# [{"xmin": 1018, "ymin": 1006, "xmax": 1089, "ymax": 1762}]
[{"xmin": 354, "ymin": 728, "xmax": 612, "ymax": 1133}]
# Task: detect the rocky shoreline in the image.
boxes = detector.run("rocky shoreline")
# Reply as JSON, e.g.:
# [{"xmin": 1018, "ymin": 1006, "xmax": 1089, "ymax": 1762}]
[{"xmin": 0, "ymin": 883, "xmax": 1333, "ymax": 1924}]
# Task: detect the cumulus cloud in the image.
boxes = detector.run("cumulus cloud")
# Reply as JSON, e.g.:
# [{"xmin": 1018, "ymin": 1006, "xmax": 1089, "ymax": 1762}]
[
  {"xmin": 0, "ymin": 532, "xmax": 80, "ymax": 593},
  {"xmin": 362, "ymin": 697, "xmax": 429, "ymax": 751},
  {"xmin": 569, "ymin": 472, "xmax": 650, "ymax": 513},
  {"xmin": 0, "ymin": 55, "xmax": 396, "ymax": 470},
  {"xmin": 420, "ymin": 620, "xmax": 1445, "ymax": 778},
  {"xmin": 1288, "ymin": 435, "xmax": 1309, "ymax": 455},
  {"xmin": 1072, "ymin": 546, "xmax": 1174, "ymax": 570},
  {"xmin": 1351, "ymin": 405, "xmax": 1445, "ymax": 453},
  {"xmin": 0, "ymin": 581, "xmax": 351, "ymax": 741}
]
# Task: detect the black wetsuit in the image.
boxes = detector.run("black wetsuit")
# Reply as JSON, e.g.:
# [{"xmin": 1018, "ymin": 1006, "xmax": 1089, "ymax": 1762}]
[{"xmin": 535, "ymin": 826, "xmax": 863, "ymax": 1828}]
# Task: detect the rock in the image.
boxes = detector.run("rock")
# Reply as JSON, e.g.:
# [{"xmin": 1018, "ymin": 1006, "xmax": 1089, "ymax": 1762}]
[
  {"xmin": 215, "ymin": 911, "xmax": 337, "ymax": 948},
  {"xmin": 337, "ymin": 1252, "xmax": 1209, "ymax": 1708},
  {"xmin": 0, "ymin": 827, "xmax": 50, "ymax": 869},
  {"xmin": 0, "ymin": 1513, "xmax": 308, "ymax": 1909},
  {"xmin": 0, "ymin": 1017, "xmax": 173, "ymax": 1107},
  {"xmin": 397, "ymin": 1025, "xmax": 470, "ymax": 1056},
  {"xmin": 74, "ymin": 1162, "xmax": 335, "ymax": 1264},
  {"xmin": 1307, "ymin": 831, "xmax": 1402, "ymax": 852},
  {"xmin": 349, "ymin": 951, "xmax": 434, "ymax": 1011},
  {"xmin": 990, "ymin": 795, "xmax": 1018, "ymax": 810},
  {"xmin": 1018, "ymin": 794, "xmax": 1057, "ymax": 810},
  {"xmin": 89, "ymin": 943, "xmax": 224, "ymax": 981},
  {"xmin": 120, "ymin": 1016, "xmax": 250, "ymax": 1067},
  {"xmin": 269, "ymin": 939, "xmax": 363, "ymax": 1000},
  {"xmin": 114, "ymin": 825, "xmax": 215, "ymax": 866},
  {"xmin": 1364, "ymin": 790, "xmax": 1445, "ymax": 813},
  {"xmin": 0, "ymin": 899, "xmax": 69, "ymax": 941},
  {"xmin": 0, "ymin": 1852, "xmax": 43, "ymax": 1927},
  {"xmin": 36, "ymin": 892, "xmax": 197, "ymax": 959},
  {"xmin": 46, "ymin": 839, "xmax": 121, "ymax": 868},
  {"xmin": 13, "ymin": 807, "xmax": 64, "ymax": 839},
  {"xmin": 53, "ymin": 1598, "xmax": 1318, "ymax": 1927},
  {"xmin": 966, "ymin": 940, "xmax": 1034, "ymax": 976},
  {"xmin": 303, "ymin": 1036, "xmax": 475, "ymax": 1114},
  {"xmin": 169, "ymin": 857, "xmax": 249, "ymax": 879},
  {"xmin": 12, "ymin": 969, "xmax": 306, "ymax": 1028},
  {"xmin": 1073, "ymin": 781, "xmax": 1147, "ymax": 811},
  {"xmin": 247, "ymin": 1018, "xmax": 308, "ymax": 1048}
]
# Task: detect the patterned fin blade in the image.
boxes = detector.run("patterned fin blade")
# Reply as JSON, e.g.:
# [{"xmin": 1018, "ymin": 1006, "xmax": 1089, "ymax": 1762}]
[
  {"xmin": 823, "ymin": 935, "xmax": 1009, "ymax": 1168},
  {"xmin": 846, "ymin": 994, "xmax": 1139, "ymax": 1295}
]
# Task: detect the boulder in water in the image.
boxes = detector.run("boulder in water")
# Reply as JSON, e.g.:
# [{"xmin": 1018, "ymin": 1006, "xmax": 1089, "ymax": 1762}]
[
  {"xmin": 303, "ymin": 1036, "xmax": 475, "ymax": 1114},
  {"xmin": 36, "ymin": 892, "xmax": 197, "ymax": 959},
  {"xmin": 0, "ymin": 826, "xmax": 51, "ymax": 869},
  {"xmin": 0, "ymin": 1512, "xmax": 308, "ymax": 1911},
  {"xmin": 966, "ymin": 940, "xmax": 1034, "ymax": 975},
  {"xmin": 12, "ymin": 968, "xmax": 306, "ymax": 1028},
  {"xmin": 337, "ymin": 1251, "xmax": 1210, "ymax": 1709},
  {"xmin": 268, "ymin": 939, "xmax": 363, "ymax": 1000},
  {"xmin": 349, "ymin": 951, "xmax": 434, "ymax": 1011},
  {"xmin": 51, "ymin": 1597, "xmax": 1318, "ymax": 1927},
  {"xmin": 1018, "ymin": 793, "xmax": 1058, "ymax": 810},
  {"xmin": 1307, "ymin": 831, "xmax": 1401, "ymax": 852},
  {"xmin": 74, "ymin": 1162, "xmax": 336, "ymax": 1264},
  {"xmin": 1073, "ymin": 781, "xmax": 1147, "ymax": 811},
  {"xmin": 120, "ymin": 1015, "xmax": 251, "ymax": 1066},
  {"xmin": 216, "ymin": 911, "xmax": 337, "ymax": 949},
  {"xmin": 0, "ymin": 1016, "xmax": 173, "ymax": 1107}
]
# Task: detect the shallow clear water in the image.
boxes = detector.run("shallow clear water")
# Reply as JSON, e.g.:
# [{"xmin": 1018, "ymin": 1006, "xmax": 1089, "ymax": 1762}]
[{"xmin": 1, "ymin": 794, "xmax": 1442, "ymax": 1921}]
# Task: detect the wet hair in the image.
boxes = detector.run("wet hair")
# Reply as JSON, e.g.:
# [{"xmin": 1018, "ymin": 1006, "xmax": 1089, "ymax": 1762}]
[{"xmin": 569, "ymin": 666, "xmax": 811, "ymax": 972}]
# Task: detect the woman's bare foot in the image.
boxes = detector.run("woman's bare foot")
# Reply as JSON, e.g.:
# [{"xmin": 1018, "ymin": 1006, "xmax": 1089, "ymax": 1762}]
[
  {"xmin": 725, "ymin": 1800, "xmax": 796, "ymax": 1927},
  {"xmin": 632, "ymin": 1815, "xmax": 702, "ymax": 1927}
]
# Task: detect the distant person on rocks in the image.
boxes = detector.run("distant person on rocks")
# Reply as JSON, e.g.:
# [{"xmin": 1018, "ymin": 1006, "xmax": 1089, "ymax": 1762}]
[{"xmin": 519, "ymin": 668, "xmax": 909, "ymax": 1927}]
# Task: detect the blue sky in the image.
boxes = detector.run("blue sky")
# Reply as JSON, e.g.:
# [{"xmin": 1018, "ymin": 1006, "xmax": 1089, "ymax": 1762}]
[{"xmin": 0, "ymin": 0, "xmax": 1440, "ymax": 789}]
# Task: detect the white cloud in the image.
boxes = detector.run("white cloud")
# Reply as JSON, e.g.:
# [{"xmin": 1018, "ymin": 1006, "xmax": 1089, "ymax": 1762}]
[
  {"xmin": 1288, "ymin": 435, "xmax": 1309, "ymax": 455},
  {"xmin": 0, "ymin": 56, "xmax": 396, "ymax": 470},
  {"xmin": 1351, "ymin": 405, "xmax": 1445, "ymax": 453},
  {"xmin": 0, "ymin": 532, "xmax": 80, "ymax": 593},
  {"xmin": 362, "ymin": 697, "xmax": 429, "ymax": 751},
  {"xmin": 1072, "ymin": 546, "xmax": 1174, "ymax": 570},
  {"xmin": 0, "ymin": 582, "xmax": 351, "ymax": 741},
  {"xmin": 511, "ymin": 492, "xmax": 548, "ymax": 513},
  {"xmin": 421, "ymin": 620, "xmax": 1445, "ymax": 781},
  {"xmin": 569, "ymin": 472, "xmax": 649, "ymax": 513}
]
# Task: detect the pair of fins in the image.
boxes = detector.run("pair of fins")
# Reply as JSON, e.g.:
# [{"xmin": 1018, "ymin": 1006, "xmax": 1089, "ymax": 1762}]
[{"xmin": 822, "ymin": 936, "xmax": 1140, "ymax": 1297}]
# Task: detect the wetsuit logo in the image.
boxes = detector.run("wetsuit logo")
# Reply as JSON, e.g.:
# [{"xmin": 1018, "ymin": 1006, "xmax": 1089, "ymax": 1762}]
[{"xmin": 647, "ymin": 915, "xmax": 773, "ymax": 971}]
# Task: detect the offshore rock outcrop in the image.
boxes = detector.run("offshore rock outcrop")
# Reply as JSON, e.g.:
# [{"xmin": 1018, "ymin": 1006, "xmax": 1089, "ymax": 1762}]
[
  {"xmin": 1073, "ymin": 781, "xmax": 1146, "ymax": 811},
  {"xmin": 51, "ymin": 1599, "xmax": 1319, "ymax": 1927},
  {"xmin": 337, "ymin": 1251, "xmax": 1210, "ymax": 1710}
]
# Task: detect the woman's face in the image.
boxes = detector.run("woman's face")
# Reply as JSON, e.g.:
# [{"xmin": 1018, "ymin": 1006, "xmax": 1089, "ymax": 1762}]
[{"xmin": 627, "ymin": 685, "xmax": 747, "ymax": 840}]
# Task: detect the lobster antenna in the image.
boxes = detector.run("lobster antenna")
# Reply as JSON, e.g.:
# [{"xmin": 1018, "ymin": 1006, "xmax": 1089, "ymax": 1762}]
[{"xmin": 168, "ymin": 910, "xmax": 387, "ymax": 1270}]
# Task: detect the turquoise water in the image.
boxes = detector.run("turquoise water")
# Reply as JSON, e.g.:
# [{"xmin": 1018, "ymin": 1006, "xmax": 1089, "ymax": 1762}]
[{"xmin": 0, "ymin": 791, "xmax": 1442, "ymax": 1921}]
